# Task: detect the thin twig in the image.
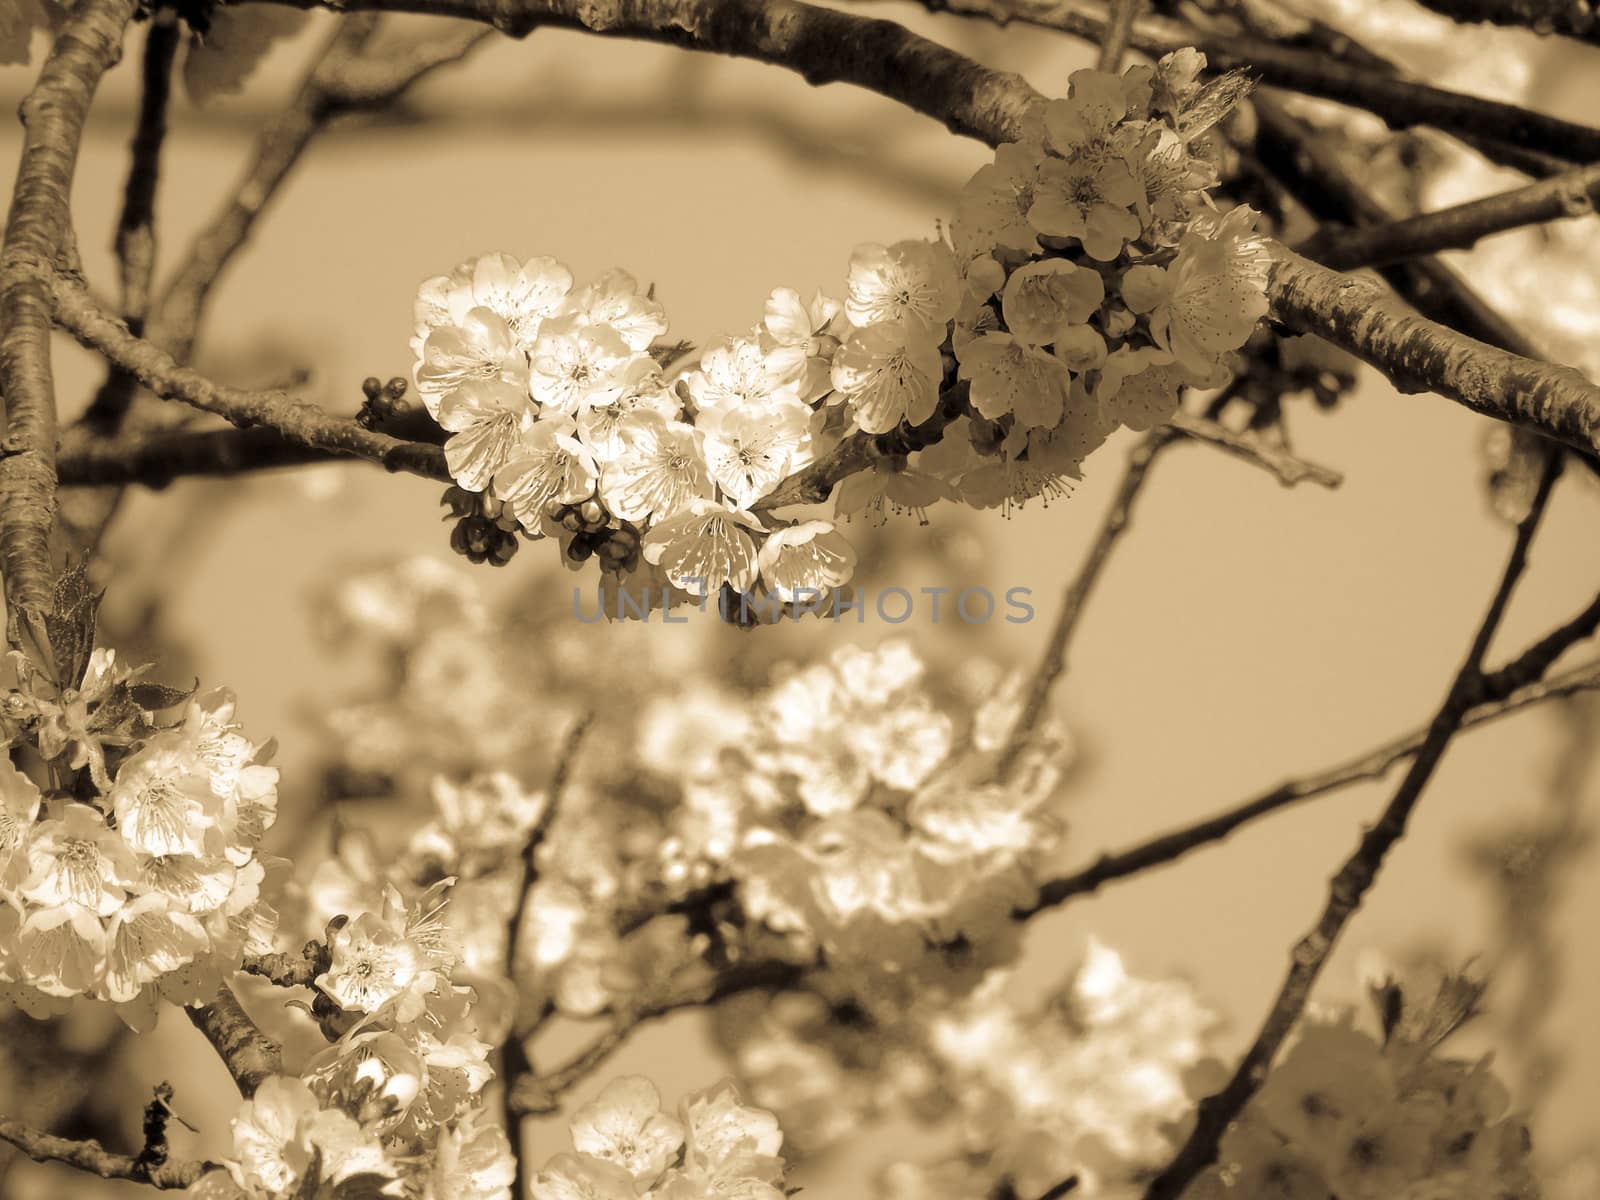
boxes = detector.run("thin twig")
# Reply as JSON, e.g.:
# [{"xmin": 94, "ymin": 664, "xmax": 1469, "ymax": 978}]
[
  {"xmin": 513, "ymin": 958, "xmax": 807, "ymax": 1115},
  {"xmin": 43, "ymin": 268, "xmax": 450, "ymax": 480},
  {"xmin": 1143, "ymin": 451, "xmax": 1567, "ymax": 1198},
  {"xmin": 0, "ymin": 0, "xmax": 139, "ymax": 664},
  {"xmin": 0, "ymin": 1115, "xmax": 213, "ymax": 1190},
  {"xmin": 83, "ymin": 12, "xmax": 182, "ymax": 435},
  {"xmin": 503, "ymin": 713, "xmax": 593, "ymax": 1198},
  {"xmin": 242, "ymin": 937, "xmax": 332, "ymax": 989},
  {"xmin": 1165, "ymin": 411, "xmax": 1342, "ymax": 488},
  {"xmin": 995, "ymin": 428, "xmax": 1177, "ymax": 779},
  {"xmin": 1021, "ymin": 655, "xmax": 1600, "ymax": 917},
  {"xmin": 1403, "ymin": 0, "xmax": 1600, "ymax": 46},
  {"xmin": 1296, "ymin": 161, "xmax": 1600, "ymax": 271}
]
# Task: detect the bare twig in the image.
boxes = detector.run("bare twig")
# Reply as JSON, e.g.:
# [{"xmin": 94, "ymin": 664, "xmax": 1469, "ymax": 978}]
[
  {"xmin": 1022, "ymin": 656, "xmax": 1600, "ymax": 917},
  {"xmin": 186, "ymin": 987, "xmax": 284, "ymax": 1099},
  {"xmin": 503, "ymin": 713, "xmax": 593, "ymax": 1196},
  {"xmin": 1296, "ymin": 161, "xmax": 1600, "ymax": 271},
  {"xmin": 82, "ymin": 12, "xmax": 182, "ymax": 435},
  {"xmin": 995, "ymin": 428, "xmax": 1177, "ymax": 778},
  {"xmin": 0, "ymin": 0, "xmax": 138, "ymax": 661},
  {"xmin": 0, "ymin": 1114, "xmax": 213, "ymax": 1190},
  {"xmin": 1143, "ymin": 451, "xmax": 1569, "ymax": 1198},
  {"xmin": 1165, "ymin": 411, "xmax": 1342, "ymax": 488},
  {"xmin": 43, "ymin": 269, "xmax": 450, "ymax": 480},
  {"xmin": 513, "ymin": 958, "xmax": 807, "ymax": 1114},
  {"xmin": 1096, "ymin": 0, "xmax": 1141, "ymax": 69}
]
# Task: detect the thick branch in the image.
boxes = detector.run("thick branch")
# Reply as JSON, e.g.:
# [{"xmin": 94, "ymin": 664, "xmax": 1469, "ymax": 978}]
[
  {"xmin": 250, "ymin": 0, "xmax": 1045, "ymax": 145},
  {"xmin": 186, "ymin": 987, "xmax": 283, "ymax": 1098},
  {"xmin": 0, "ymin": 0, "xmax": 138, "ymax": 648},
  {"xmin": 1265, "ymin": 246, "xmax": 1600, "ymax": 458},
  {"xmin": 1404, "ymin": 0, "xmax": 1599, "ymax": 45},
  {"xmin": 0, "ymin": 1115, "xmax": 212, "ymax": 1190},
  {"xmin": 44, "ymin": 270, "xmax": 449, "ymax": 480},
  {"xmin": 1144, "ymin": 452, "xmax": 1566, "ymax": 1198},
  {"xmin": 1022, "ymin": 655, "xmax": 1600, "ymax": 916}
]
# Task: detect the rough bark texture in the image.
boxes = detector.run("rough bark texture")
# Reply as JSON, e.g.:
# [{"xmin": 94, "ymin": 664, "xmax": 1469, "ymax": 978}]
[
  {"xmin": 0, "ymin": 0, "xmax": 138, "ymax": 653},
  {"xmin": 1267, "ymin": 247, "xmax": 1600, "ymax": 458}
]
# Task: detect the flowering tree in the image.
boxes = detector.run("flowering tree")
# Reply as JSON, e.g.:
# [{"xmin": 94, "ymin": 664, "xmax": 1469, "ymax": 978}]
[{"xmin": 2, "ymin": 0, "xmax": 1600, "ymax": 1198}]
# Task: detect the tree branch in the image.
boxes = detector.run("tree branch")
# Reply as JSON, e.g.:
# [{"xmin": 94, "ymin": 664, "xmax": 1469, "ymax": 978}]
[
  {"xmin": 1165, "ymin": 411, "xmax": 1342, "ymax": 488},
  {"xmin": 0, "ymin": 1115, "xmax": 213, "ymax": 1190},
  {"xmin": 504, "ymin": 713, "xmax": 592, "ymax": 1198},
  {"xmin": 249, "ymin": 0, "xmax": 1045, "ymax": 145},
  {"xmin": 1021, "ymin": 655, "xmax": 1600, "ymax": 917},
  {"xmin": 996, "ymin": 427, "xmax": 1177, "ymax": 779},
  {"xmin": 82, "ymin": 12, "xmax": 182, "ymax": 436},
  {"xmin": 1266, "ymin": 246, "xmax": 1600, "ymax": 458},
  {"xmin": 42, "ymin": 268, "xmax": 449, "ymax": 481},
  {"xmin": 1403, "ymin": 0, "xmax": 1599, "ymax": 45},
  {"xmin": 0, "ymin": 0, "xmax": 138, "ymax": 659},
  {"xmin": 1294, "ymin": 161, "xmax": 1600, "ymax": 272},
  {"xmin": 1143, "ymin": 450, "xmax": 1568, "ymax": 1198},
  {"xmin": 186, "ymin": 987, "xmax": 283, "ymax": 1098}
]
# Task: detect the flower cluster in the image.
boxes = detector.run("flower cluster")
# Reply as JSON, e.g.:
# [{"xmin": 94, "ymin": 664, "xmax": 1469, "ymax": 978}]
[
  {"xmin": 407, "ymin": 54, "xmax": 1266, "ymax": 619},
  {"xmin": 1191, "ymin": 984, "xmax": 1540, "ymax": 1200},
  {"xmin": 646, "ymin": 640, "xmax": 1071, "ymax": 975},
  {"xmin": 185, "ymin": 1072, "xmax": 514, "ymax": 1200},
  {"xmin": 0, "ymin": 649, "xmax": 279, "ymax": 1027},
  {"xmin": 530, "ymin": 1075, "xmax": 790, "ymax": 1200}
]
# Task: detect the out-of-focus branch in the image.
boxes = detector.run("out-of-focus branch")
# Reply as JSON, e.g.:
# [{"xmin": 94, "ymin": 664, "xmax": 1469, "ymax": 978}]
[
  {"xmin": 513, "ymin": 958, "xmax": 807, "ymax": 1115},
  {"xmin": 186, "ymin": 987, "xmax": 283, "ymax": 1098},
  {"xmin": 1403, "ymin": 0, "xmax": 1599, "ymax": 45},
  {"xmin": 503, "ymin": 714, "xmax": 592, "ymax": 1196},
  {"xmin": 1022, "ymin": 655, "xmax": 1600, "ymax": 916},
  {"xmin": 145, "ymin": 18, "xmax": 493, "ymax": 364},
  {"xmin": 1295, "ymin": 161, "xmax": 1600, "ymax": 271},
  {"xmin": 82, "ymin": 13, "xmax": 182, "ymax": 436},
  {"xmin": 0, "ymin": 0, "xmax": 138, "ymax": 657},
  {"xmin": 0, "ymin": 1115, "xmax": 213, "ymax": 1190},
  {"xmin": 996, "ymin": 429, "xmax": 1176, "ymax": 779},
  {"xmin": 44, "ymin": 269, "xmax": 450, "ymax": 481},
  {"xmin": 1144, "ymin": 452, "xmax": 1569, "ymax": 1198}
]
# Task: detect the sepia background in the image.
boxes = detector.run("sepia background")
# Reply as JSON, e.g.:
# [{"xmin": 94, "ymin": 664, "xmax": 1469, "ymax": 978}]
[{"xmin": 3, "ymin": 6, "xmax": 1599, "ymax": 1193}]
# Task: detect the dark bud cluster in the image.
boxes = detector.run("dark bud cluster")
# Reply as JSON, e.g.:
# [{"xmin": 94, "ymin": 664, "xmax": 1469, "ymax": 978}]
[{"xmin": 442, "ymin": 486, "xmax": 520, "ymax": 566}]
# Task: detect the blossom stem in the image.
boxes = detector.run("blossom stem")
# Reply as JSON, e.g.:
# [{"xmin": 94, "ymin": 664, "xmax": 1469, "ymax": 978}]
[
  {"xmin": 1164, "ymin": 411, "xmax": 1342, "ymax": 488},
  {"xmin": 0, "ymin": 1114, "xmax": 215, "ymax": 1190},
  {"xmin": 1143, "ymin": 450, "xmax": 1574, "ymax": 1198},
  {"xmin": 0, "ymin": 0, "xmax": 139, "ymax": 669}
]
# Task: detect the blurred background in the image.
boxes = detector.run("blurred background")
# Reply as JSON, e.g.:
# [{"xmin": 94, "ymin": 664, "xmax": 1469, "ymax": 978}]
[{"xmin": 2, "ymin": 3, "xmax": 1599, "ymax": 1194}]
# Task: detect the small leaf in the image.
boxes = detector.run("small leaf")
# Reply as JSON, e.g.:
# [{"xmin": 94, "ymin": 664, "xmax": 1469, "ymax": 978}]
[
  {"xmin": 45, "ymin": 559, "xmax": 102, "ymax": 690},
  {"xmin": 129, "ymin": 680, "xmax": 199, "ymax": 712},
  {"xmin": 1179, "ymin": 71, "xmax": 1255, "ymax": 141}
]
